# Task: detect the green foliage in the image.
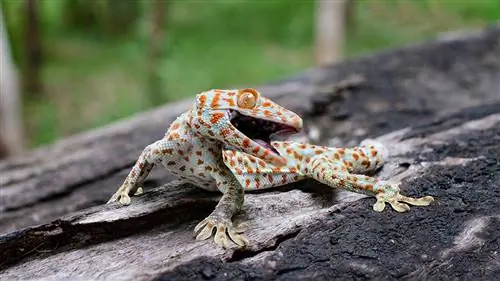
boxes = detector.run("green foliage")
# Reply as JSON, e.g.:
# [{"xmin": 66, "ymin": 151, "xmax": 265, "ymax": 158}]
[{"xmin": 1, "ymin": 0, "xmax": 498, "ymax": 147}]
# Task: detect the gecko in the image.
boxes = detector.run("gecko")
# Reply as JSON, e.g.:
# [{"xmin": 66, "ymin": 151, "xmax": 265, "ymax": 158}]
[{"xmin": 107, "ymin": 88, "xmax": 434, "ymax": 248}]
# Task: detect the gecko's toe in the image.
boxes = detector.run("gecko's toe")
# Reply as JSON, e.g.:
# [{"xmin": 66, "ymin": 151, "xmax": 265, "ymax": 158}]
[
  {"xmin": 194, "ymin": 216, "xmax": 248, "ymax": 249},
  {"xmin": 134, "ymin": 187, "xmax": 144, "ymax": 196},
  {"xmin": 118, "ymin": 194, "xmax": 132, "ymax": 205},
  {"xmin": 107, "ymin": 184, "xmax": 135, "ymax": 205},
  {"xmin": 373, "ymin": 183, "xmax": 434, "ymax": 213},
  {"xmin": 398, "ymin": 194, "xmax": 435, "ymax": 206}
]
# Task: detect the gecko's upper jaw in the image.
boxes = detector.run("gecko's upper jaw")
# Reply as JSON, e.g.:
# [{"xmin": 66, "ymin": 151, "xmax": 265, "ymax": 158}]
[{"xmin": 229, "ymin": 110, "xmax": 299, "ymax": 154}]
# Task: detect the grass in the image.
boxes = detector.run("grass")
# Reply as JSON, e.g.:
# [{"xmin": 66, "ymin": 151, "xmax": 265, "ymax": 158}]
[{"xmin": 4, "ymin": 0, "xmax": 499, "ymax": 147}]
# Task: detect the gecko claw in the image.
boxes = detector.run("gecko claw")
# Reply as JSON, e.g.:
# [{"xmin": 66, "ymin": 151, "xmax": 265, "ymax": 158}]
[
  {"xmin": 194, "ymin": 216, "xmax": 249, "ymax": 248},
  {"xmin": 107, "ymin": 184, "xmax": 140, "ymax": 205},
  {"xmin": 372, "ymin": 183, "xmax": 435, "ymax": 213}
]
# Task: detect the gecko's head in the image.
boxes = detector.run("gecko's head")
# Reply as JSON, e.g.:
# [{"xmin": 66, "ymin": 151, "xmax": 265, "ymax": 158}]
[{"xmin": 192, "ymin": 88, "xmax": 303, "ymax": 166}]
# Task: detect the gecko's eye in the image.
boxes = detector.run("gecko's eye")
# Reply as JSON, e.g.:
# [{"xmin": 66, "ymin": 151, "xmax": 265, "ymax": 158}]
[{"xmin": 237, "ymin": 88, "xmax": 258, "ymax": 109}]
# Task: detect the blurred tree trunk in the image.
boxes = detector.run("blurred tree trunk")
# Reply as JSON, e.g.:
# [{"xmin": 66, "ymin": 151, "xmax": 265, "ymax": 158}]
[
  {"xmin": 0, "ymin": 3, "xmax": 24, "ymax": 158},
  {"xmin": 24, "ymin": 0, "xmax": 42, "ymax": 98},
  {"xmin": 146, "ymin": 0, "xmax": 167, "ymax": 105},
  {"xmin": 315, "ymin": 0, "xmax": 351, "ymax": 66},
  {"xmin": 105, "ymin": 0, "xmax": 140, "ymax": 36}
]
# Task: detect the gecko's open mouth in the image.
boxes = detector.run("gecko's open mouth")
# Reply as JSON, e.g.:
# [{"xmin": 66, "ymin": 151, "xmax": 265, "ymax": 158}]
[{"xmin": 230, "ymin": 110, "xmax": 299, "ymax": 154}]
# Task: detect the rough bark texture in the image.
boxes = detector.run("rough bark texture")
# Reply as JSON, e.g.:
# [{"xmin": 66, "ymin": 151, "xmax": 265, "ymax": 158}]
[{"xmin": 1, "ymin": 24, "xmax": 500, "ymax": 281}]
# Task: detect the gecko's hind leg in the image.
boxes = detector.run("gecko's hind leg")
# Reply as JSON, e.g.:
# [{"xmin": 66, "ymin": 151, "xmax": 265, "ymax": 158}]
[{"xmin": 305, "ymin": 156, "xmax": 434, "ymax": 212}]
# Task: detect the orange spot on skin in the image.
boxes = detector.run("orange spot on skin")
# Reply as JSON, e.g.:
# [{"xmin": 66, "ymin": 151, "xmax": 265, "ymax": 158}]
[
  {"xmin": 263, "ymin": 110, "xmax": 272, "ymax": 117},
  {"xmin": 305, "ymin": 156, "xmax": 311, "ymax": 163},
  {"xmin": 362, "ymin": 160, "xmax": 371, "ymax": 168},
  {"xmin": 161, "ymin": 148, "xmax": 173, "ymax": 154},
  {"xmin": 245, "ymin": 179, "xmax": 251, "ymax": 187},
  {"xmin": 210, "ymin": 112, "xmax": 225, "ymax": 124},
  {"xmin": 196, "ymin": 151, "xmax": 202, "ymax": 156},
  {"xmin": 262, "ymin": 101, "xmax": 272, "ymax": 107},
  {"xmin": 243, "ymin": 139, "xmax": 251, "ymax": 148},
  {"xmin": 338, "ymin": 148, "xmax": 345, "ymax": 156},
  {"xmin": 293, "ymin": 151, "xmax": 303, "ymax": 161},
  {"xmin": 211, "ymin": 93, "xmax": 220, "ymax": 108},
  {"xmin": 289, "ymin": 167, "xmax": 298, "ymax": 173},
  {"xmin": 223, "ymin": 98, "xmax": 236, "ymax": 106},
  {"xmin": 252, "ymin": 146, "xmax": 260, "ymax": 154},
  {"xmin": 258, "ymin": 160, "xmax": 267, "ymax": 167},
  {"xmin": 172, "ymin": 123, "xmax": 180, "ymax": 130},
  {"xmin": 365, "ymin": 184, "xmax": 374, "ymax": 191},
  {"xmin": 197, "ymin": 159, "xmax": 204, "ymax": 165},
  {"xmin": 314, "ymin": 150, "xmax": 323, "ymax": 155},
  {"xmin": 371, "ymin": 150, "xmax": 378, "ymax": 157},
  {"xmin": 299, "ymin": 144, "xmax": 307, "ymax": 149},
  {"xmin": 261, "ymin": 150, "xmax": 270, "ymax": 159},
  {"xmin": 352, "ymin": 153, "xmax": 360, "ymax": 161},
  {"xmin": 234, "ymin": 167, "xmax": 243, "ymax": 175},
  {"xmin": 220, "ymin": 128, "xmax": 232, "ymax": 137},
  {"xmin": 198, "ymin": 94, "xmax": 207, "ymax": 107},
  {"xmin": 334, "ymin": 153, "xmax": 340, "ymax": 160}
]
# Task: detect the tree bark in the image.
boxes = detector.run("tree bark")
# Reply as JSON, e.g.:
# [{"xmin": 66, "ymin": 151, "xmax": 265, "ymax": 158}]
[
  {"xmin": 0, "ymin": 2, "xmax": 24, "ymax": 158},
  {"xmin": 146, "ymin": 0, "xmax": 168, "ymax": 105},
  {"xmin": 23, "ymin": 0, "xmax": 42, "ymax": 98},
  {"xmin": 315, "ymin": 0, "xmax": 348, "ymax": 65}
]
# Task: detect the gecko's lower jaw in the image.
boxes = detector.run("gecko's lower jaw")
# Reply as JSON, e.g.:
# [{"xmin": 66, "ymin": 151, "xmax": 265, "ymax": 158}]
[{"xmin": 230, "ymin": 110, "xmax": 299, "ymax": 155}]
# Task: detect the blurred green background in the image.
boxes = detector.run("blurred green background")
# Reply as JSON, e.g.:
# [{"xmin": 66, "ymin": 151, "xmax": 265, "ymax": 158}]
[{"xmin": 2, "ymin": 0, "xmax": 499, "ymax": 148}]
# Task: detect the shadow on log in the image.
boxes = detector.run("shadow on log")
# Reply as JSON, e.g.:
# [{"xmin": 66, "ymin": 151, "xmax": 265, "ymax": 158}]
[{"xmin": 1, "ymin": 24, "xmax": 499, "ymax": 281}]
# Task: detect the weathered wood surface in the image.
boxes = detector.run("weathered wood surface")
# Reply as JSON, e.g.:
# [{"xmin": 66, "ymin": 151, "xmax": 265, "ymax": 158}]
[{"xmin": 1, "ymin": 24, "xmax": 499, "ymax": 280}]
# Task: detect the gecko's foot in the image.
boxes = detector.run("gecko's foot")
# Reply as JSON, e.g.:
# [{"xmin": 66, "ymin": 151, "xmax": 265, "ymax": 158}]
[
  {"xmin": 372, "ymin": 183, "xmax": 435, "ymax": 212},
  {"xmin": 194, "ymin": 215, "xmax": 249, "ymax": 249},
  {"xmin": 107, "ymin": 185, "xmax": 142, "ymax": 205},
  {"xmin": 134, "ymin": 187, "xmax": 144, "ymax": 196}
]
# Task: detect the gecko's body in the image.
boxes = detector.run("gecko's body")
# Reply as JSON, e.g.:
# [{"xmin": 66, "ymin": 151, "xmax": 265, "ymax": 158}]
[{"xmin": 108, "ymin": 88, "xmax": 434, "ymax": 248}]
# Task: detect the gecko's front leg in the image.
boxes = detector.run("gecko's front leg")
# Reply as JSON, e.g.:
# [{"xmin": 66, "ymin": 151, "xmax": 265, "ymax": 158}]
[
  {"xmin": 107, "ymin": 139, "xmax": 181, "ymax": 205},
  {"xmin": 194, "ymin": 175, "xmax": 249, "ymax": 249}
]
